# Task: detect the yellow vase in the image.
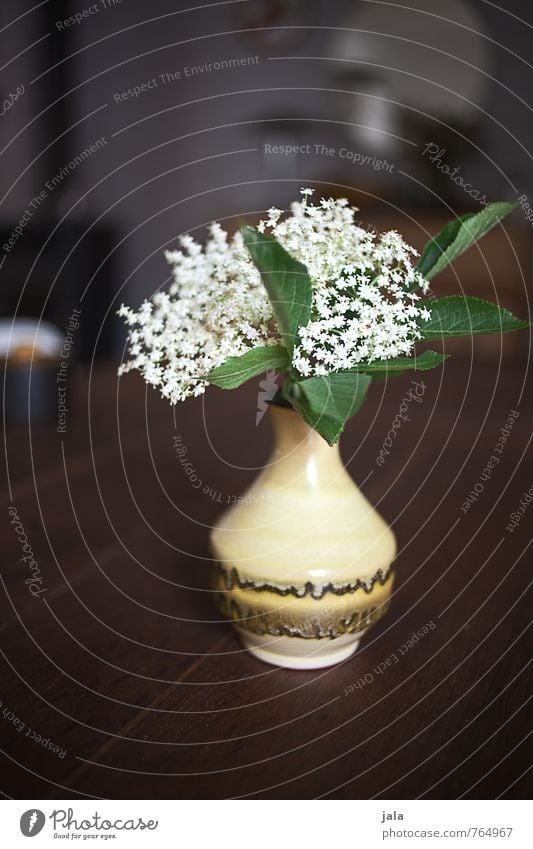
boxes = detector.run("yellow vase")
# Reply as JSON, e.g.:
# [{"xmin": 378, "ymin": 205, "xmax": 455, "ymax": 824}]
[{"xmin": 210, "ymin": 405, "xmax": 396, "ymax": 669}]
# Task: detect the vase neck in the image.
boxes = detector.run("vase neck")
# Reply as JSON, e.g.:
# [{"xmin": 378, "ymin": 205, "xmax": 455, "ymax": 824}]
[{"xmin": 268, "ymin": 404, "xmax": 347, "ymax": 488}]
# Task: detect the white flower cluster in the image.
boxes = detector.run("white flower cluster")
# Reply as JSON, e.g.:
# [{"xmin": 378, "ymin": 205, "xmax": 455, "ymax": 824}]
[
  {"xmin": 259, "ymin": 189, "xmax": 430, "ymax": 376},
  {"xmin": 118, "ymin": 223, "xmax": 275, "ymax": 403},
  {"xmin": 118, "ymin": 189, "xmax": 429, "ymax": 402}
]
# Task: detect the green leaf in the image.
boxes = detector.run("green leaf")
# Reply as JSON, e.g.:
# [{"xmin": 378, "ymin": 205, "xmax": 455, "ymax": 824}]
[
  {"xmin": 285, "ymin": 372, "xmax": 371, "ymax": 445},
  {"xmin": 241, "ymin": 225, "xmax": 312, "ymax": 353},
  {"xmin": 416, "ymin": 212, "xmax": 476, "ymax": 280},
  {"xmin": 208, "ymin": 345, "xmax": 290, "ymax": 389},
  {"xmin": 350, "ymin": 349, "xmax": 449, "ymax": 378},
  {"xmin": 416, "ymin": 202, "xmax": 516, "ymax": 281},
  {"xmin": 418, "ymin": 296, "xmax": 530, "ymax": 339}
]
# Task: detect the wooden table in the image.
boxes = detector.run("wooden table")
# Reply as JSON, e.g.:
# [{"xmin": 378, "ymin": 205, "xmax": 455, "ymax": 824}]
[{"xmin": 1, "ymin": 359, "xmax": 531, "ymax": 799}]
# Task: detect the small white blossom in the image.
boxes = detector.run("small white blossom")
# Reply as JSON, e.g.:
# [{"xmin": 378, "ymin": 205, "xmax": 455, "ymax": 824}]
[
  {"xmin": 119, "ymin": 190, "xmax": 429, "ymax": 402},
  {"xmin": 259, "ymin": 190, "xmax": 428, "ymax": 376},
  {"xmin": 118, "ymin": 224, "xmax": 275, "ymax": 403}
]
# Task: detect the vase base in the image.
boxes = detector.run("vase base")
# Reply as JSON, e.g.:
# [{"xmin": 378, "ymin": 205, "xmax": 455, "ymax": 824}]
[{"xmin": 238, "ymin": 629, "xmax": 365, "ymax": 670}]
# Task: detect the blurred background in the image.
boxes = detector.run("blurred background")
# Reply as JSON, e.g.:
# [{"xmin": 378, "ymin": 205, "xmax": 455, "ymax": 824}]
[{"xmin": 0, "ymin": 0, "xmax": 531, "ymax": 387}]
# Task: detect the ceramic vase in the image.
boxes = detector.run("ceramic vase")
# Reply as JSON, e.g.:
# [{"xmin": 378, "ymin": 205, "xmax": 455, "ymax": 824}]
[{"xmin": 210, "ymin": 405, "xmax": 396, "ymax": 669}]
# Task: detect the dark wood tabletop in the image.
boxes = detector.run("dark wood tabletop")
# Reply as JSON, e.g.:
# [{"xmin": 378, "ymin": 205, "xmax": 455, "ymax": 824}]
[{"xmin": 1, "ymin": 356, "xmax": 532, "ymax": 800}]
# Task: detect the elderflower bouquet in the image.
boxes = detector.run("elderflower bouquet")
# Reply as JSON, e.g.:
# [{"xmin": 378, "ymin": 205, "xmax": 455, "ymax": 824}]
[{"xmin": 118, "ymin": 189, "xmax": 529, "ymax": 444}]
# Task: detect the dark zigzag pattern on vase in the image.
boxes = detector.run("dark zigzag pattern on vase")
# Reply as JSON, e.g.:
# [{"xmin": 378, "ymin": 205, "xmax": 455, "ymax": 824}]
[
  {"xmin": 215, "ymin": 593, "xmax": 391, "ymax": 639},
  {"xmin": 213, "ymin": 562, "xmax": 393, "ymax": 600}
]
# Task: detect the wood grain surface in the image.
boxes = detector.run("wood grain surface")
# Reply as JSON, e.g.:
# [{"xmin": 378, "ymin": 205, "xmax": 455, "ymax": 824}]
[{"xmin": 0, "ymin": 359, "xmax": 531, "ymax": 799}]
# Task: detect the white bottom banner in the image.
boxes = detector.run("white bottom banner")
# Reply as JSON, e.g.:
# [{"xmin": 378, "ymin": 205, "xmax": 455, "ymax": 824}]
[{"xmin": 1, "ymin": 799, "xmax": 529, "ymax": 847}]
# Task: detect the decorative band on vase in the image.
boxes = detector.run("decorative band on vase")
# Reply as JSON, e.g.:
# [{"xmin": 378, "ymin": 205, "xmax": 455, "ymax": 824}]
[
  {"xmin": 213, "ymin": 562, "xmax": 393, "ymax": 599},
  {"xmin": 212, "ymin": 563, "xmax": 394, "ymax": 639}
]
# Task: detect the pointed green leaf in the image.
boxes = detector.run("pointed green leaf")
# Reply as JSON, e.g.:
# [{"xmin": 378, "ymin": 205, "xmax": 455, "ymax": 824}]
[
  {"xmin": 416, "ymin": 211, "xmax": 476, "ymax": 279},
  {"xmin": 241, "ymin": 225, "xmax": 312, "ymax": 353},
  {"xmin": 349, "ymin": 349, "xmax": 449, "ymax": 378},
  {"xmin": 208, "ymin": 345, "xmax": 290, "ymax": 389},
  {"xmin": 285, "ymin": 372, "xmax": 371, "ymax": 445},
  {"xmin": 416, "ymin": 202, "xmax": 516, "ymax": 281},
  {"xmin": 418, "ymin": 296, "xmax": 530, "ymax": 339}
]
